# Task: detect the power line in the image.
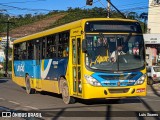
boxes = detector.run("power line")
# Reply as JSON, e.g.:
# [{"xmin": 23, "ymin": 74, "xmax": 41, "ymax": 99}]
[
  {"xmin": 98, "ymin": 0, "xmax": 106, "ymax": 8},
  {"xmin": 0, "ymin": 4, "xmax": 51, "ymax": 12},
  {"xmin": 0, "ymin": 0, "xmax": 154, "ymax": 17},
  {"xmin": 0, "ymin": 0, "xmax": 46, "ymax": 4}
]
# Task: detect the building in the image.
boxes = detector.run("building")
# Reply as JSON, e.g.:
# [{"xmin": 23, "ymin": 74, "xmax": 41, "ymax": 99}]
[
  {"xmin": 0, "ymin": 36, "xmax": 13, "ymax": 49},
  {"xmin": 0, "ymin": 50, "xmax": 5, "ymax": 62},
  {"xmin": 144, "ymin": 0, "xmax": 160, "ymax": 65},
  {"xmin": 147, "ymin": 0, "xmax": 160, "ymax": 33}
]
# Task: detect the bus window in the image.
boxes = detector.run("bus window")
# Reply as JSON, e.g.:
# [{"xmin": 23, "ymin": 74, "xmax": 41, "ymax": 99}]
[
  {"xmin": 58, "ymin": 32, "xmax": 69, "ymax": 58},
  {"xmin": 58, "ymin": 45, "xmax": 63, "ymax": 57},
  {"xmin": 20, "ymin": 42, "xmax": 27, "ymax": 60},
  {"xmin": 77, "ymin": 38, "xmax": 81, "ymax": 64},
  {"xmin": 27, "ymin": 41, "xmax": 34, "ymax": 59},
  {"xmin": 72, "ymin": 40, "xmax": 76, "ymax": 64},
  {"xmin": 63, "ymin": 45, "xmax": 69, "ymax": 57},
  {"xmin": 34, "ymin": 39, "xmax": 40, "ymax": 61},
  {"xmin": 14, "ymin": 42, "xmax": 27, "ymax": 60},
  {"xmin": 14, "ymin": 44, "xmax": 20, "ymax": 60},
  {"xmin": 46, "ymin": 35, "xmax": 56, "ymax": 58},
  {"xmin": 41, "ymin": 37, "xmax": 47, "ymax": 59}
]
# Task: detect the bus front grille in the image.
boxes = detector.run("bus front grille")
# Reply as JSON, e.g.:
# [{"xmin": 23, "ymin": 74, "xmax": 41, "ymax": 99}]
[{"xmin": 108, "ymin": 88, "xmax": 129, "ymax": 93}]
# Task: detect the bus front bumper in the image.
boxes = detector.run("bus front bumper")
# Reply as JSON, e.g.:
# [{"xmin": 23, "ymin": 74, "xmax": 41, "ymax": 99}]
[{"xmin": 82, "ymin": 83, "xmax": 147, "ymax": 99}]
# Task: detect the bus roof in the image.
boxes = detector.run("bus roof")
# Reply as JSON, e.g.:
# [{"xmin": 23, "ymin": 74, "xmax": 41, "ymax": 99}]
[{"xmin": 13, "ymin": 18, "xmax": 138, "ymax": 44}]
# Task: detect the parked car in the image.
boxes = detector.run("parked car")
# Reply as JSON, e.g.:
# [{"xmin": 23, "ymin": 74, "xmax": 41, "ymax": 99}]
[{"xmin": 146, "ymin": 66, "xmax": 160, "ymax": 85}]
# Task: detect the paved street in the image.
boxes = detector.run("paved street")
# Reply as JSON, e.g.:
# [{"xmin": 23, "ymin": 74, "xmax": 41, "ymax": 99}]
[{"xmin": 0, "ymin": 78, "xmax": 160, "ymax": 120}]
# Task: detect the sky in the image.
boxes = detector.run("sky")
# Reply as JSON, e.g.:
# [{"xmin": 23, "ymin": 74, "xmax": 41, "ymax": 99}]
[{"xmin": 0, "ymin": 0, "xmax": 149, "ymax": 16}]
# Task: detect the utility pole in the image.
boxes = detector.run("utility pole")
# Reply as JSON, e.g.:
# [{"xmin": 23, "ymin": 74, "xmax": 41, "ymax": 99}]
[
  {"xmin": 86, "ymin": 0, "xmax": 126, "ymax": 18},
  {"xmin": 1, "ymin": 20, "xmax": 14, "ymax": 77},
  {"xmin": 107, "ymin": 0, "xmax": 110, "ymax": 18},
  {"xmin": 106, "ymin": 0, "xmax": 126, "ymax": 19}
]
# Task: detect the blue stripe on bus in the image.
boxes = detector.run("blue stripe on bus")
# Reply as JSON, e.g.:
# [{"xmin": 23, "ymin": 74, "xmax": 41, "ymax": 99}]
[
  {"xmin": 91, "ymin": 72, "xmax": 143, "ymax": 87},
  {"xmin": 14, "ymin": 58, "xmax": 68, "ymax": 80}
]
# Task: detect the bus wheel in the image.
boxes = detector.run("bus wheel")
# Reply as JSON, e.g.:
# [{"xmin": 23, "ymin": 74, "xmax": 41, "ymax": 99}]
[
  {"xmin": 25, "ymin": 75, "xmax": 35, "ymax": 94},
  {"xmin": 61, "ymin": 80, "xmax": 75, "ymax": 104}
]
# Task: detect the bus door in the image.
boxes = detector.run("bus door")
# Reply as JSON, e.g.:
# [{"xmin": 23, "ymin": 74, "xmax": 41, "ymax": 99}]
[
  {"xmin": 72, "ymin": 36, "xmax": 82, "ymax": 96},
  {"xmin": 33, "ymin": 39, "xmax": 42, "ymax": 90}
]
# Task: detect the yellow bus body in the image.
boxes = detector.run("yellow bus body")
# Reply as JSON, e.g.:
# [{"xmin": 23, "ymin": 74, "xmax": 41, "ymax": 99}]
[{"xmin": 12, "ymin": 18, "xmax": 147, "ymax": 102}]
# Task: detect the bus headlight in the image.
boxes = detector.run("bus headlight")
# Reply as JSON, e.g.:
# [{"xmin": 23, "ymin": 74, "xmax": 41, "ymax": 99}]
[
  {"xmin": 84, "ymin": 75, "xmax": 101, "ymax": 86},
  {"xmin": 135, "ymin": 74, "xmax": 147, "ymax": 85}
]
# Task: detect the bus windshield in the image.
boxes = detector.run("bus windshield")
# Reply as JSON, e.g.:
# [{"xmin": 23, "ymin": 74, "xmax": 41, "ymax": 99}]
[{"xmin": 85, "ymin": 34, "xmax": 145, "ymax": 71}]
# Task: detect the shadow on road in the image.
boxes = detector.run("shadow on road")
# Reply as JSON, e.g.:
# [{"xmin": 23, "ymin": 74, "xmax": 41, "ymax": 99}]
[
  {"xmin": 32, "ymin": 95, "xmax": 160, "ymax": 120},
  {"xmin": 12, "ymin": 84, "xmax": 160, "ymax": 119},
  {"xmin": 76, "ymin": 97, "xmax": 141, "ymax": 105},
  {"xmin": 33, "ymin": 97, "xmax": 143, "ymax": 119},
  {"xmin": 39, "ymin": 91, "xmax": 62, "ymax": 99},
  {"xmin": 138, "ymin": 97, "xmax": 160, "ymax": 120},
  {"xmin": 148, "ymin": 84, "xmax": 160, "ymax": 97},
  {"xmin": 0, "ymin": 79, "xmax": 8, "ymax": 83}
]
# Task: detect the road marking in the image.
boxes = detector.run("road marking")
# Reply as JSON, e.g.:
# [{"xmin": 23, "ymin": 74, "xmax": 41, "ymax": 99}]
[
  {"xmin": 9, "ymin": 101, "xmax": 20, "ymax": 105},
  {"xmin": 24, "ymin": 106, "xmax": 39, "ymax": 110},
  {"xmin": 0, "ymin": 98, "xmax": 5, "ymax": 100}
]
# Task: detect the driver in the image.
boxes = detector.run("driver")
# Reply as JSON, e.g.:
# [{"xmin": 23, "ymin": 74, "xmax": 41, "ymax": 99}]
[{"xmin": 111, "ymin": 45, "xmax": 126, "ymax": 62}]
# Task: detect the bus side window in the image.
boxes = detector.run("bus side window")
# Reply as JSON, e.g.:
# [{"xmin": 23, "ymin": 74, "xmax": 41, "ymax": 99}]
[
  {"xmin": 63, "ymin": 45, "xmax": 69, "ymax": 57},
  {"xmin": 46, "ymin": 35, "xmax": 56, "ymax": 58},
  {"xmin": 40, "ymin": 38, "xmax": 46, "ymax": 59},
  {"xmin": 27, "ymin": 41, "xmax": 34, "ymax": 59},
  {"xmin": 58, "ymin": 32, "xmax": 69, "ymax": 58},
  {"xmin": 58, "ymin": 45, "xmax": 63, "ymax": 57},
  {"xmin": 14, "ymin": 44, "xmax": 20, "ymax": 60}
]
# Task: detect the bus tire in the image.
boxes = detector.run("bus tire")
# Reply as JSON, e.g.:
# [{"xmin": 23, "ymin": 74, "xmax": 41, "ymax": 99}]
[
  {"xmin": 60, "ymin": 80, "xmax": 75, "ymax": 104},
  {"xmin": 25, "ymin": 75, "xmax": 36, "ymax": 94}
]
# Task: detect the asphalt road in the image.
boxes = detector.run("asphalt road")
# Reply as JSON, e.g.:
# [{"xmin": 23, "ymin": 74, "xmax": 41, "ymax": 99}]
[{"xmin": 0, "ymin": 78, "xmax": 160, "ymax": 120}]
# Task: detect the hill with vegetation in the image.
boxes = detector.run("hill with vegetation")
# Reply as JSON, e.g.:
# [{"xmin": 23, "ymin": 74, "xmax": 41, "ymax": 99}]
[
  {"xmin": 0, "ymin": 7, "xmax": 147, "ymax": 38},
  {"xmin": 10, "ymin": 13, "xmax": 66, "ymax": 38}
]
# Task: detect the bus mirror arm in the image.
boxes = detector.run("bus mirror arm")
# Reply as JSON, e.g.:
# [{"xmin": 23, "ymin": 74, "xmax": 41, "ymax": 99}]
[{"xmin": 82, "ymin": 39, "xmax": 87, "ymax": 53}]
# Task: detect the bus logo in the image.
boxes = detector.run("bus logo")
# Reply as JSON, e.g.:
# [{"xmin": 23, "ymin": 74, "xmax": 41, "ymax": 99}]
[
  {"xmin": 17, "ymin": 64, "xmax": 24, "ymax": 72},
  {"xmin": 41, "ymin": 59, "xmax": 52, "ymax": 79}
]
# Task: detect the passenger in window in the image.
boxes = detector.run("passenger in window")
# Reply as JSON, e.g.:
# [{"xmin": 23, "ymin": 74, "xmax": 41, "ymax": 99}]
[
  {"xmin": 133, "ymin": 42, "xmax": 139, "ymax": 55},
  {"xmin": 97, "ymin": 38, "xmax": 103, "ymax": 46},
  {"xmin": 22, "ymin": 51, "xmax": 26, "ymax": 59},
  {"xmin": 63, "ymin": 46, "xmax": 69, "ymax": 57}
]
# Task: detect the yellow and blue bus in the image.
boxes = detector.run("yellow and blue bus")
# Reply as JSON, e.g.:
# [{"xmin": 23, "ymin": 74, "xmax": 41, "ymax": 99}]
[{"xmin": 12, "ymin": 18, "xmax": 147, "ymax": 104}]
